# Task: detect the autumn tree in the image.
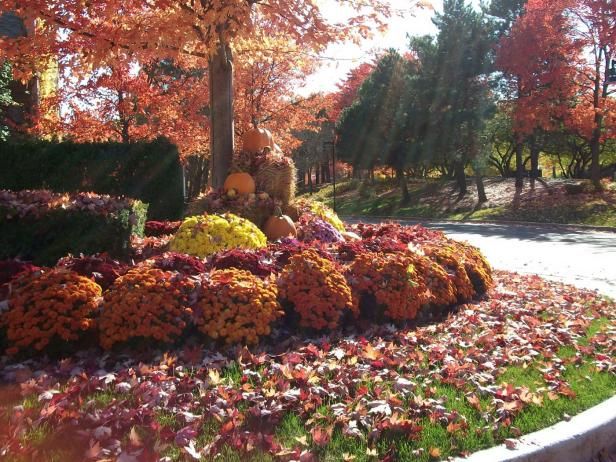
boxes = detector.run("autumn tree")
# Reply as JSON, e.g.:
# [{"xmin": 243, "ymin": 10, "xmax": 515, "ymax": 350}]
[
  {"xmin": 498, "ymin": 0, "xmax": 615, "ymax": 189},
  {"xmin": 233, "ymin": 29, "xmax": 322, "ymax": 154},
  {"xmin": 0, "ymin": 1, "xmax": 407, "ymax": 188},
  {"xmin": 564, "ymin": 0, "xmax": 615, "ymax": 188},
  {"xmin": 496, "ymin": 0, "xmax": 578, "ymax": 188},
  {"xmin": 331, "ymin": 61, "xmax": 375, "ymax": 122},
  {"xmin": 42, "ymin": 61, "xmax": 209, "ymax": 156}
]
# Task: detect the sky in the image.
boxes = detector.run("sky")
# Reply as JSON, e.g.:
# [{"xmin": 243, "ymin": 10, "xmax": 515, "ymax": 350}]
[{"xmin": 297, "ymin": 0, "xmax": 481, "ymax": 96}]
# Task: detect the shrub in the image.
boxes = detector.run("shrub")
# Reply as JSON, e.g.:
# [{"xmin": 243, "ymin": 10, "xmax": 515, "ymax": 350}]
[
  {"xmin": 0, "ymin": 137, "xmax": 184, "ymax": 219},
  {"xmin": 145, "ymin": 220, "xmax": 182, "ymax": 237},
  {"xmin": 145, "ymin": 252, "xmax": 207, "ymax": 275},
  {"xmin": 0, "ymin": 259, "xmax": 41, "ymax": 301},
  {"xmin": 421, "ymin": 243, "xmax": 475, "ymax": 302},
  {"xmin": 348, "ymin": 252, "xmax": 428, "ymax": 322},
  {"xmin": 169, "ymin": 213, "xmax": 267, "ymax": 258},
  {"xmin": 296, "ymin": 213, "xmax": 345, "ymax": 244},
  {"xmin": 99, "ymin": 268, "xmax": 196, "ymax": 349},
  {"xmin": 278, "ymin": 249, "xmax": 355, "ymax": 330},
  {"xmin": 3, "ymin": 269, "xmax": 102, "ymax": 354},
  {"xmin": 210, "ymin": 249, "xmax": 276, "ymax": 277},
  {"xmin": 294, "ymin": 199, "xmax": 345, "ymax": 232},
  {"xmin": 0, "ymin": 190, "xmax": 147, "ymax": 265},
  {"xmin": 0, "ymin": 260, "xmax": 40, "ymax": 286},
  {"xmin": 194, "ymin": 269, "xmax": 283, "ymax": 345},
  {"xmin": 404, "ymin": 251, "xmax": 457, "ymax": 307},
  {"xmin": 56, "ymin": 254, "xmax": 128, "ymax": 290},
  {"xmin": 446, "ymin": 239, "xmax": 493, "ymax": 295}
]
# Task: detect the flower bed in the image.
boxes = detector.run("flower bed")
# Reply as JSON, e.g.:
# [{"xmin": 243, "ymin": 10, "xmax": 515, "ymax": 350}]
[{"xmin": 1, "ymin": 219, "xmax": 495, "ymax": 355}]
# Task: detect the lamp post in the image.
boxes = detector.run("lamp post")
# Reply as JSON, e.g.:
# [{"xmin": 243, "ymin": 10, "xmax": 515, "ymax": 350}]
[{"xmin": 323, "ymin": 140, "xmax": 336, "ymax": 212}]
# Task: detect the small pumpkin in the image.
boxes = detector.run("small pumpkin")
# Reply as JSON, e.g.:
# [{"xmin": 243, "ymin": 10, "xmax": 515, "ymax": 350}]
[
  {"xmin": 263, "ymin": 206, "xmax": 297, "ymax": 241},
  {"xmin": 242, "ymin": 127, "xmax": 274, "ymax": 153},
  {"xmin": 224, "ymin": 172, "xmax": 256, "ymax": 195}
]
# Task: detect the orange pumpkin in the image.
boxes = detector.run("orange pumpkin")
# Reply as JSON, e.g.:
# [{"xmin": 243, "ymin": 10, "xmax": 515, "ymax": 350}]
[
  {"xmin": 242, "ymin": 127, "xmax": 274, "ymax": 153},
  {"xmin": 223, "ymin": 172, "xmax": 256, "ymax": 195},
  {"xmin": 263, "ymin": 207, "xmax": 297, "ymax": 241}
]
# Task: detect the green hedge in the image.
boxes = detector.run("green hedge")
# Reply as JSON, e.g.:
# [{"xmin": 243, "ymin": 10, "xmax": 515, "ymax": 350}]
[
  {"xmin": 0, "ymin": 200, "xmax": 147, "ymax": 266},
  {"xmin": 0, "ymin": 137, "xmax": 183, "ymax": 219}
]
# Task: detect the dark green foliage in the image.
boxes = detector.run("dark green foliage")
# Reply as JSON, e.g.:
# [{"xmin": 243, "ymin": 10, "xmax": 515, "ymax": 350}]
[
  {"xmin": 0, "ymin": 61, "xmax": 13, "ymax": 141},
  {"xmin": 336, "ymin": 50, "xmax": 417, "ymax": 200},
  {"xmin": 485, "ymin": 0, "xmax": 527, "ymax": 36},
  {"xmin": 0, "ymin": 201, "xmax": 147, "ymax": 266},
  {"xmin": 0, "ymin": 137, "xmax": 183, "ymax": 219}
]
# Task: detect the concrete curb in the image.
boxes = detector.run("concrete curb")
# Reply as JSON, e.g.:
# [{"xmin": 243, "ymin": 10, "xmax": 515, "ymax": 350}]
[
  {"xmin": 452, "ymin": 395, "xmax": 616, "ymax": 462},
  {"xmin": 340, "ymin": 215, "xmax": 616, "ymax": 233}
]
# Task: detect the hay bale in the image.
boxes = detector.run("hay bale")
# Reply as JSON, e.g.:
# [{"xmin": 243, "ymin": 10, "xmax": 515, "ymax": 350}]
[
  {"xmin": 255, "ymin": 152, "xmax": 297, "ymax": 205},
  {"xmin": 184, "ymin": 190, "xmax": 275, "ymax": 228}
]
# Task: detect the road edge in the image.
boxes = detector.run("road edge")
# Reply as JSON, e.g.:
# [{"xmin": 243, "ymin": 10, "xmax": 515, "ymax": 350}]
[
  {"xmin": 452, "ymin": 394, "xmax": 616, "ymax": 462},
  {"xmin": 340, "ymin": 215, "xmax": 616, "ymax": 233}
]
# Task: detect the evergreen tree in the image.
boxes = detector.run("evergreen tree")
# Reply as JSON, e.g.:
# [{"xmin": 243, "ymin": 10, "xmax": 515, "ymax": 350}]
[
  {"xmin": 0, "ymin": 61, "xmax": 14, "ymax": 141},
  {"xmin": 410, "ymin": 0, "xmax": 495, "ymax": 195}
]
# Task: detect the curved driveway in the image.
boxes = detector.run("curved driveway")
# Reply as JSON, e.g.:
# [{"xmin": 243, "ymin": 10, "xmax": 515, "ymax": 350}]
[{"xmin": 345, "ymin": 218, "xmax": 616, "ymax": 299}]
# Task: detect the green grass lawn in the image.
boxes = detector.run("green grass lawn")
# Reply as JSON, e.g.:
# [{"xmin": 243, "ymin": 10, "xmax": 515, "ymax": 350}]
[{"xmin": 302, "ymin": 177, "xmax": 616, "ymax": 227}]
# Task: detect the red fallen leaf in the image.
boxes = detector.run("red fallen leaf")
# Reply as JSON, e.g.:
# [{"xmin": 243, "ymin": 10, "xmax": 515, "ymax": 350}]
[
  {"xmin": 129, "ymin": 427, "xmax": 143, "ymax": 448},
  {"xmin": 84, "ymin": 440, "xmax": 102, "ymax": 459},
  {"xmin": 299, "ymin": 450, "xmax": 319, "ymax": 462},
  {"xmin": 504, "ymin": 439, "xmax": 517, "ymax": 450},
  {"xmin": 311, "ymin": 426, "xmax": 333, "ymax": 447},
  {"xmin": 502, "ymin": 400, "xmax": 523, "ymax": 412},
  {"xmin": 175, "ymin": 426, "xmax": 198, "ymax": 446},
  {"xmin": 356, "ymin": 385, "xmax": 370, "ymax": 397},
  {"xmin": 181, "ymin": 345, "xmax": 203, "ymax": 365},
  {"xmin": 558, "ymin": 384, "xmax": 576, "ymax": 399},
  {"xmin": 285, "ymin": 352, "xmax": 303, "ymax": 365},
  {"xmin": 446, "ymin": 421, "xmax": 463, "ymax": 433},
  {"xmin": 220, "ymin": 420, "xmax": 235, "ymax": 434},
  {"xmin": 429, "ymin": 447, "xmax": 441, "ymax": 458},
  {"xmin": 466, "ymin": 394, "xmax": 481, "ymax": 411},
  {"xmin": 363, "ymin": 344, "xmax": 381, "ymax": 361}
]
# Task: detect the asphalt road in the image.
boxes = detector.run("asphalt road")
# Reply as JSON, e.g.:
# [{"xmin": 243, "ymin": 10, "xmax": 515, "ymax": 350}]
[{"xmin": 344, "ymin": 218, "xmax": 616, "ymax": 299}]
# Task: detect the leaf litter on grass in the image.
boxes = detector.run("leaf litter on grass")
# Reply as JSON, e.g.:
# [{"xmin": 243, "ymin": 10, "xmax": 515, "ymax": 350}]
[{"xmin": 0, "ymin": 271, "xmax": 614, "ymax": 461}]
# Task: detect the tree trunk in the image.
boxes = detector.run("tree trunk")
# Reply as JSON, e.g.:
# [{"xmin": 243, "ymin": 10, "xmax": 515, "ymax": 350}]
[
  {"xmin": 208, "ymin": 41, "xmax": 234, "ymax": 189},
  {"xmin": 515, "ymin": 139, "xmax": 524, "ymax": 188},
  {"xmin": 307, "ymin": 166, "xmax": 313, "ymax": 193},
  {"xmin": 396, "ymin": 167, "xmax": 410, "ymax": 204},
  {"xmin": 455, "ymin": 161, "xmax": 467, "ymax": 196},
  {"xmin": 476, "ymin": 174, "xmax": 487, "ymax": 203},
  {"xmin": 529, "ymin": 136, "xmax": 539, "ymax": 190},
  {"xmin": 315, "ymin": 165, "xmax": 320, "ymax": 185}
]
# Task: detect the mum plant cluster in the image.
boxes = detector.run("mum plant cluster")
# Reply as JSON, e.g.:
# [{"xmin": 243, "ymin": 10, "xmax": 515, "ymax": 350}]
[{"xmin": 0, "ymin": 207, "xmax": 493, "ymax": 356}]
